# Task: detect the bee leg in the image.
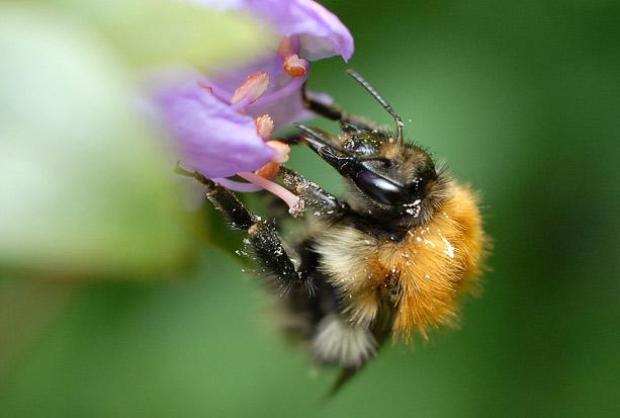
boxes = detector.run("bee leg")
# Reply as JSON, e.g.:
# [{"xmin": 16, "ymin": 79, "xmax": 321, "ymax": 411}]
[
  {"xmin": 278, "ymin": 166, "xmax": 349, "ymax": 217},
  {"xmin": 177, "ymin": 167, "xmax": 311, "ymax": 293},
  {"xmin": 303, "ymin": 87, "xmax": 385, "ymax": 134},
  {"xmin": 244, "ymin": 220, "xmax": 313, "ymax": 294},
  {"xmin": 276, "ymin": 133, "xmax": 305, "ymax": 146},
  {"xmin": 302, "ymin": 88, "xmax": 344, "ymax": 121},
  {"xmin": 277, "ymin": 128, "xmax": 338, "ymax": 147}
]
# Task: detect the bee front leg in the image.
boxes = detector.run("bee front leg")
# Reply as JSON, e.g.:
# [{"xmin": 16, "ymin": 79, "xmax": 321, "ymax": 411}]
[
  {"xmin": 177, "ymin": 167, "xmax": 311, "ymax": 293},
  {"xmin": 278, "ymin": 166, "xmax": 349, "ymax": 218}
]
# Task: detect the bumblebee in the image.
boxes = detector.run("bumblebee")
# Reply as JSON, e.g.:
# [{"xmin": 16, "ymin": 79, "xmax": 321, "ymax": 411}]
[{"xmin": 183, "ymin": 70, "xmax": 486, "ymax": 389}]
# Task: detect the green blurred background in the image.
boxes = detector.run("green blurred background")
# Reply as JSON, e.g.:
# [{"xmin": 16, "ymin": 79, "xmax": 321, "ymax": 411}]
[{"xmin": 2, "ymin": 0, "xmax": 620, "ymax": 417}]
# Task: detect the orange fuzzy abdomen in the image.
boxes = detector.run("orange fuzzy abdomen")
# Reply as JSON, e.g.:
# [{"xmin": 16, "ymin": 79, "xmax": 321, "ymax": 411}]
[{"xmin": 381, "ymin": 184, "xmax": 486, "ymax": 339}]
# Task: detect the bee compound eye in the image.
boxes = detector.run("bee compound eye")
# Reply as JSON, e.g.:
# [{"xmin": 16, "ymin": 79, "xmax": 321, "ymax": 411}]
[{"xmin": 355, "ymin": 170, "xmax": 407, "ymax": 206}]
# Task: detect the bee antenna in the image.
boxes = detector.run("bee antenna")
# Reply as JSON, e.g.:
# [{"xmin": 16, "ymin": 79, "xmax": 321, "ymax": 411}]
[{"xmin": 346, "ymin": 68, "xmax": 404, "ymax": 144}]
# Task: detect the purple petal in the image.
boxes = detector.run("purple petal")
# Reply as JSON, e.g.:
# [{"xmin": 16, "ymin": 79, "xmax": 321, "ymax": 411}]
[
  {"xmin": 152, "ymin": 1, "xmax": 354, "ymax": 182},
  {"xmin": 245, "ymin": 0, "xmax": 354, "ymax": 61},
  {"xmin": 156, "ymin": 82, "xmax": 274, "ymax": 178},
  {"xmin": 192, "ymin": 0, "xmax": 354, "ymax": 61},
  {"xmin": 187, "ymin": 0, "xmax": 353, "ymax": 128},
  {"xmin": 201, "ymin": 55, "xmax": 310, "ymax": 128},
  {"xmin": 245, "ymin": 75, "xmax": 311, "ymax": 129}
]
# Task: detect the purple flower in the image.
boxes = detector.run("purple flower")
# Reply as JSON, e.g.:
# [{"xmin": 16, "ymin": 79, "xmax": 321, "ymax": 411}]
[
  {"xmin": 157, "ymin": 78, "xmax": 275, "ymax": 179},
  {"xmin": 157, "ymin": 0, "xmax": 353, "ymax": 186}
]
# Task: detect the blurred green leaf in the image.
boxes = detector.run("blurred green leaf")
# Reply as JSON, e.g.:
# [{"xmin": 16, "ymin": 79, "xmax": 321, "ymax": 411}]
[
  {"xmin": 44, "ymin": 0, "xmax": 274, "ymax": 70},
  {"xmin": 0, "ymin": 5, "xmax": 194, "ymax": 278}
]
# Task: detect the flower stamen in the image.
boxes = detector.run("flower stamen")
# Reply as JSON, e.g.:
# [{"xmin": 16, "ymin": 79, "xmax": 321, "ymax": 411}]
[
  {"xmin": 231, "ymin": 71, "xmax": 270, "ymax": 105},
  {"xmin": 238, "ymin": 171, "xmax": 304, "ymax": 216},
  {"xmin": 213, "ymin": 177, "xmax": 263, "ymax": 192},
  {"xmin": 283, "ymin": 54, "xmax": 309, "ymax": 78},
  {"xmin": 255, "ymin": 114, "xmax": 274, "ymax": 141},
  {"xmin": 255, "ymin": 140, "xmax": 289, "ymax": 179},
  {"xmin": 254, "ymin": 162, "xmax": 280, "ymax": 179},
  {"xmin": 266, "ymin": 140, "xmax": 290, "ymax": 163},
  {"xmin": 277, "ymin": 36, "xmax": 295, "ymax": 58}
]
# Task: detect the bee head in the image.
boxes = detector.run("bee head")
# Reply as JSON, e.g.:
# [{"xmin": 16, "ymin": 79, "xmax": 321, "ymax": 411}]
[
  {"xmin": 296, "ymin": 70, "xmax": 450, "ymax": 224},
  {"xmin": 298, "ymin": 125, "xmax": 447, "ymax": 222}
]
